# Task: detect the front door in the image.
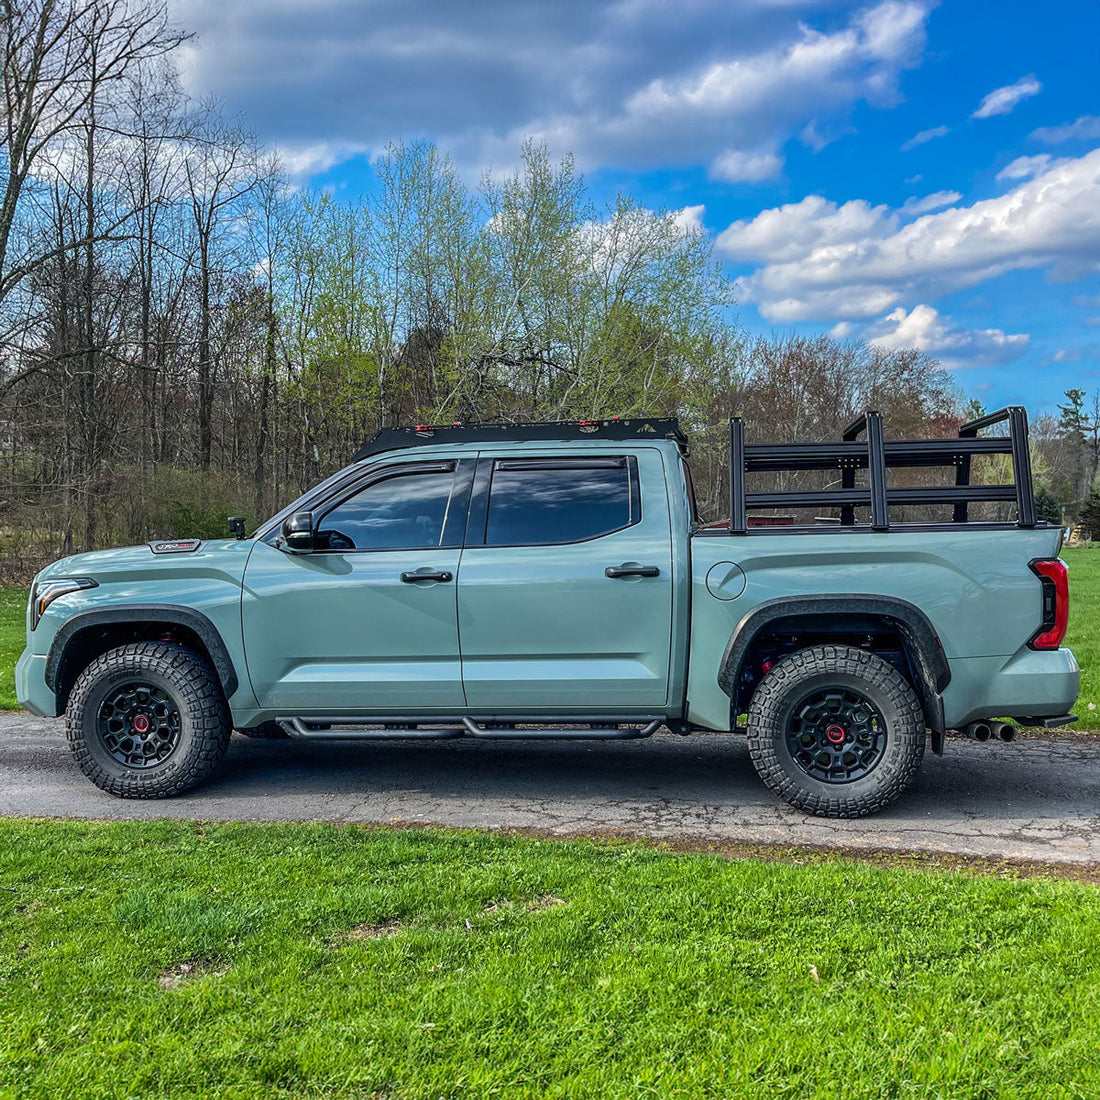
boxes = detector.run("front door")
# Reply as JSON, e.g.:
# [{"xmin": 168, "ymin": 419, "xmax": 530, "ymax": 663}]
[
  {"xmin": 457, "ymin": 450, "xmax": 674, "ymax": 711},
  {"xmin": 242, "ymin": 459, "xmax": 473, "ymax": 714}
]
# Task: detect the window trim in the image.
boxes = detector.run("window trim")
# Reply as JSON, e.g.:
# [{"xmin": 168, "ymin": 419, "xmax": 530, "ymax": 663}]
[
  {"xmin": 466, "ymin": 454, "xmax": 641, "ymax": 549},
  {"xmin": 296, "ymin": 459, "xmax": 473, "ymax": 554}
]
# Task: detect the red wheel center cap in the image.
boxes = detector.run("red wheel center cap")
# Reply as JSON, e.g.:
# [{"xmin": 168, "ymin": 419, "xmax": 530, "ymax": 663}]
[
  {"xmin": 825, "ymin": 724, "xmax": 847, "ymax": 745},
  {"xmin": 132, "ymin": 714, "xmax": 151, "ymax": 734}
]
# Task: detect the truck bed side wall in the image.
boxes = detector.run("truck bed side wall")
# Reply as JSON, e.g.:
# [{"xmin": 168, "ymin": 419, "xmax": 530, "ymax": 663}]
[{"xmin": 686, "ymin": 526, "xmax": 1073, "ymax": 731}]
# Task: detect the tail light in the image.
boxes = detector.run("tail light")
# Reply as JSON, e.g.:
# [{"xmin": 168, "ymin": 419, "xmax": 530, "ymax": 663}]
[{"xmin": 1028, "ymin": 558, "xmax": 1069, "ymax": 649}]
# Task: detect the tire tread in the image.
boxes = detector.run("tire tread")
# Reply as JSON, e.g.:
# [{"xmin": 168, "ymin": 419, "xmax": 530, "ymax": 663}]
[{"xmin": 66, "ymin": 642, "xmax": 230, "ymax": 799}]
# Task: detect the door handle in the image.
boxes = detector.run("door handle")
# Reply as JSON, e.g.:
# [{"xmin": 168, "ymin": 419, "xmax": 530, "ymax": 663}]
[
  {"xmin": 605, "ymin": 564, "xmax": 660, "ymax": 578},
  {"xmin": 401, "ymin": 570, "xmax": 453, "ymax": 583}
]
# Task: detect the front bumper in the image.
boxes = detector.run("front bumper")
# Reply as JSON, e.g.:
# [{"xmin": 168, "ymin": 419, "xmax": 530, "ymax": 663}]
[{"xmin": 15, "ymin": 650, "xmax": 58, "ymax": 718}]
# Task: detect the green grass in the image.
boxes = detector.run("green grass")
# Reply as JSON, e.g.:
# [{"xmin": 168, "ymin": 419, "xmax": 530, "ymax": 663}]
[
  {"xmin": 0, "ymin": 820, "xmax": 1097, "ymax": 1099},
  {"xmin": 1062, "ymin": 547, "xmax": 1100, "ymax": 726},
  {"xmin": 0, "ymin": 587, "xmax": 26, "ymax": 710},
  {"xmin": 4, "ymin": 552, "xmax": 1100, "ymax": 722}
]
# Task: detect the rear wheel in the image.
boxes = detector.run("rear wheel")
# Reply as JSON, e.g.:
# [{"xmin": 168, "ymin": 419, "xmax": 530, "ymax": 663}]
[
  {"xmin": 66, "ymin": 642, "xmax": 231, "ymax": 799},
  {"xmin": 746, "ymin": 644, "xmax": 925, "ymax": 818}
]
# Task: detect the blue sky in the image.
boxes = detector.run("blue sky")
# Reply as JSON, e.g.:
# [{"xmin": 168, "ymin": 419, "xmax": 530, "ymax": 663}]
[{"xmin": 173, "ymin": 0, "xmax": 1100, "ymax": 414}]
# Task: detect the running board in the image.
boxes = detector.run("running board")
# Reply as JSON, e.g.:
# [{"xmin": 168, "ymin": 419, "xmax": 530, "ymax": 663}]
[{"xmin": 276, "ymin": 716, "xmax": 663, "ymax": 741}]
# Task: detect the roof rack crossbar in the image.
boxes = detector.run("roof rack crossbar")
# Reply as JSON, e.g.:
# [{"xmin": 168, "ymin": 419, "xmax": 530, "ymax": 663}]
[{"xmin": 726, "ymin": 406, "xmax": 1037, "ymax": 533}]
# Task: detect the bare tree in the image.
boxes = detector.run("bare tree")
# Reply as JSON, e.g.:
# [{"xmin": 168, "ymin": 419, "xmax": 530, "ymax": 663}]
[
  {"xmin": 182, "ymin": 111, "xmax": 256, "ymax": 469},
  {"xmin": 0, "ymin": 0, "xmax": 185, "ymax": 315}
]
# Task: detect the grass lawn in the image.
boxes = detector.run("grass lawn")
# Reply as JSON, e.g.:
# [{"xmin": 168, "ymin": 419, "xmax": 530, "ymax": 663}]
[
  {"xmin": 1062, "ymin": 547, "xmax": 1100, "ymax": 726},
  {"xmin": 0, "ymin": 820, "xmax": 1097, "ymax": 1098},
  {"xmin": 0, "ymin": 587, "xmax": 26, "ymax": 710}
]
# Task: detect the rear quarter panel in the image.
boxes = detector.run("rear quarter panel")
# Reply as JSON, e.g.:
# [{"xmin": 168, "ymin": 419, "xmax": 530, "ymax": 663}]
[{"xmin": 686, "ymin": 526, "xmax": 1069, "ymax": 730}]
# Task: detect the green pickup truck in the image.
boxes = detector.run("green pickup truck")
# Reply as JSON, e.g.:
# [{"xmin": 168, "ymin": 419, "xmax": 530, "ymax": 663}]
[{"xmin": 16, "ymin": 410, "xmax": 1078, "ymax": 818}]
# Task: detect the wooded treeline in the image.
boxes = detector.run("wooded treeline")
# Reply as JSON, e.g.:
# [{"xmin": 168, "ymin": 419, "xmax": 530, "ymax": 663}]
[{"xmin": 0, "ymin": 1, "xmax": 1092, "ymax": 579}]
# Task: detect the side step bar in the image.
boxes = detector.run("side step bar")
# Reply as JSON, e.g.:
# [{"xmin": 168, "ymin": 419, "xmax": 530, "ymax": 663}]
[{"xmin": 277, "ymin": 716, "xmax": 663, "ymax": 741}]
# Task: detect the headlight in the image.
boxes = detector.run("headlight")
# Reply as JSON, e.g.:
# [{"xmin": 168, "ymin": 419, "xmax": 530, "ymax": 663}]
[{"xmin": 31, "ymin": 577, "xmax": 97, "ymax": 629}]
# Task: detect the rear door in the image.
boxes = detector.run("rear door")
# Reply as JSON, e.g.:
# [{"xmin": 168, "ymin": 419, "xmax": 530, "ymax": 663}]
[{"xmin": 457, "ymin": 448, "xmax": 674, "ymax": 710}]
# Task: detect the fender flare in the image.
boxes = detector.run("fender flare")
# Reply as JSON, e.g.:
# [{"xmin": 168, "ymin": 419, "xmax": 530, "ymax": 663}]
[
  {"xmin": 45, "ymin": 604, "xmax": 239, "ymax": 699},
  {"xmin": 717, "ymin": 594, "xmax": 950, "ymax": 751}
]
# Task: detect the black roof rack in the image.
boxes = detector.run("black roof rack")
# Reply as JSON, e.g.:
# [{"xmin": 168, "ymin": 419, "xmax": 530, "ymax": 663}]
[
  {"xmin": 352, "ymin": 417, "xmax": 688, "ymax": 462},
  {"xmin": 727, "ymin": 406, "xmax": 1037, "ymax": 533}
]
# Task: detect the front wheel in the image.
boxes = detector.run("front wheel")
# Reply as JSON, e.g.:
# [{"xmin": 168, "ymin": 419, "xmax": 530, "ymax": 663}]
[
  {"xmin": 66, "ymin": 642, "xmax": 231, "ymax": 799},
  {"xmin": 746, "ymin": 644, "xmax": 925, "ymax": 818}
]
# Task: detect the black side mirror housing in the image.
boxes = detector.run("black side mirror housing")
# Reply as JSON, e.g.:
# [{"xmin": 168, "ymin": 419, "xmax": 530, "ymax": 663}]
[
  {"xmin": 279, "ymin": 512, "xmax": 315, "ymax": 553},
  {"xmin": 228, "ymin": 516, "xmax": 247, "ymax": 540}
]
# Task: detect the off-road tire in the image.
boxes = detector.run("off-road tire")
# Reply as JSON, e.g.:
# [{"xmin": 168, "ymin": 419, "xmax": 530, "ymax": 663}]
[
  {"xmin": 746, "ymin": 644, "xmax": 925, "ymax": 818},
  {"xmin": 236, "ymin": 721, "xmax": 289, "ymax": 739},
  {"xmin": 66, "ymin": 642, "xmax": 231, "ymax": 799}
]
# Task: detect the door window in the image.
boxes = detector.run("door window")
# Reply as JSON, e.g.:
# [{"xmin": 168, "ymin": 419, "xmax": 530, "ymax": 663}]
[
  {"xmin": 484, "ymin": 458, "xmax": 638, "ymax": 546},
  {"xmin": 316, "ymin": 467, "xmax": 455, "ymax": 551}
]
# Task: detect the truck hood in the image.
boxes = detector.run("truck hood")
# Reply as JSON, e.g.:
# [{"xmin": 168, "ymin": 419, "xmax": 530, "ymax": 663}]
[{"xmin": 36, "ymin": 539, "xmax": 254, "ymax": 587}]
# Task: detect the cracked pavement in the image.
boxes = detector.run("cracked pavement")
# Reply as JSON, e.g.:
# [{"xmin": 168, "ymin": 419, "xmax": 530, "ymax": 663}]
[{"xmin": 1, "ymin": 714, "xmax": 1098, "ymax": 865}]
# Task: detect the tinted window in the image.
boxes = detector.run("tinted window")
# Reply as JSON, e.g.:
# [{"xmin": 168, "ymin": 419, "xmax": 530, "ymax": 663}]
[
  {"xmin": 485, "ymin": 459, "xmax": 635, "ymax": 546},
  {"xmin": 317, "ymin": 468, "xmax": 454, "ymax": 550}
]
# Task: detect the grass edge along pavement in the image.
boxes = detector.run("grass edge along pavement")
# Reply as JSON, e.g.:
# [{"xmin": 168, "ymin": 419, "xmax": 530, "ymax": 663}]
[
  {"xmin": 0, "ymin": 818, "xmax": 1098, "ymax": 1098},
  {"xmin": 3, "ymin": 543, "xmax": 1100, "ymax": 724}
]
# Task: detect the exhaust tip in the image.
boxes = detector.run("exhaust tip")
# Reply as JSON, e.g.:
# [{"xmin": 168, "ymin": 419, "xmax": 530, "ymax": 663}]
[
  {"xmin": 966, "ymin": 721, "xmax": 993, "ymax": 742},
  {"xmin": 993, "ymin": 721, "xmax": 1016, "ymax": 742}
]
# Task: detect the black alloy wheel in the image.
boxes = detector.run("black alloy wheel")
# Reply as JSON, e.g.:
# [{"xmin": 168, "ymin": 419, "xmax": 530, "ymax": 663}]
[
  {"xmin": 96, "ymin": 680, "xmax": 182, "ymax": 768},
  {"xmin": 787, "ymin": 688, "xmax": 886, "ymax": 784}
]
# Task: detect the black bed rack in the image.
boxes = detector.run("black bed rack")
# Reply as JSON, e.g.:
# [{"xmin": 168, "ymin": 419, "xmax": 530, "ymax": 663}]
[
  {"xmin": 352, "ymin": 416, "xmax": 688, "ymax": 462},
  {"xmin": 727, "ymin": 406, "xmax": 1037, "ymax": 534}
]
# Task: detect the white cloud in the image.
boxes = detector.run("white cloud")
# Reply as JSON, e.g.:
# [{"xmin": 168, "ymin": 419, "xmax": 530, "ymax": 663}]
[
  {"xmin": 709, "ymin": 149, "xmax": 783, "ymax": 183},
  {"xmin": 718, "ymin": 148, "xmax": 1100, "ymax": 322},
  {"xmin": 866, "ymin": 304, "xmax": 1028, "ymax": 368},
  {"xmin": 1051, "ymin": 344, "xmax": 1100, "ymax": 364},
  {"xmin": 901, "ymin": 124, "xmax": 948, "ymax": 151},
  {"xmin": 276, "ymin": 141, "xmax": 369, "ymax": 179},
  {"xmin": 971, "ymin": 75, "xmax": 1042, "ymax": 119},
  {"xmin": 829, "ymin": 321, "xmax": 855, "ymax": 338},
  {"xmin": 173, "ymin": 0, "xmax": 931, "ymax": 180},
  {"xmin": 718, "ymin": 194, "xmax": 896, "ymax": 265},
  {"xmin": 1033, "ymin": 115, "xmax": 1100, "ymax": 145},
  {"xmin": 900, "ymin": 190, "xmax": 960, "ymax": 215},
  {"xmin": 669, "ymin": 204, "xmax": 706, "ymax": 236},
  {"xmin": 996, "ymin": 154, "xmax": 1057, "ymax": 181}
]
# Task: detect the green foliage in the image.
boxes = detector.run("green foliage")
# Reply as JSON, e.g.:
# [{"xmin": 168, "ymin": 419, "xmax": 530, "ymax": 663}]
[{"xmin": 0, "ymin": 819, "xmax": 1098, "ymax": 1098}]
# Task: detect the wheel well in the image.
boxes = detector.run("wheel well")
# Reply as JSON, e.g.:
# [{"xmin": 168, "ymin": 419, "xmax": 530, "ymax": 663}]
[
  {"xmin": 53, "ymin": 622, "xmax": 223, "ymax": 713},
  {"xmin": 732, "ymin": 613, "xmax": 928, "ymax": 721}
]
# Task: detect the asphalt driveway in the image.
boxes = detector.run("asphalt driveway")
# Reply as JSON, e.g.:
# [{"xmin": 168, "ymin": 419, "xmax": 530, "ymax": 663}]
[{"xmin": 1, "ymin": 713, "xmax": 1098, "ymax": 865}]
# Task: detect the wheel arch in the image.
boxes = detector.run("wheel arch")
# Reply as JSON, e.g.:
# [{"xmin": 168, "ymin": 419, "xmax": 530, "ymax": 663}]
[
  {"xmin": 717, "ymin": 595, "xmax": 949, "ymax": 753},
  {"xmin": 46, "ymin": 605, "xmax": 238, "ymax": 713}
]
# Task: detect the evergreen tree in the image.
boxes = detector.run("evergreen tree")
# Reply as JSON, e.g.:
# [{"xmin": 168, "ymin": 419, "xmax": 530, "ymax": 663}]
[
  {"xmin": 1034, "ymin": 486, "xmax": 1062, "ymax": 526},
  {"xmin": 1079, "ymin": 489, "xmax": 1100, "ymax": 539}
]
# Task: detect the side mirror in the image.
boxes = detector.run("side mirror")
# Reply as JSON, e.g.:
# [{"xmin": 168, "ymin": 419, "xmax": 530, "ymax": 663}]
[
  {"xmin": 228, "ymin": 516, "xmax": 247, "ymax": 540},
  {"xmin": 279, "ymin": 512, "xmax": 315, "ymax": 553}
]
